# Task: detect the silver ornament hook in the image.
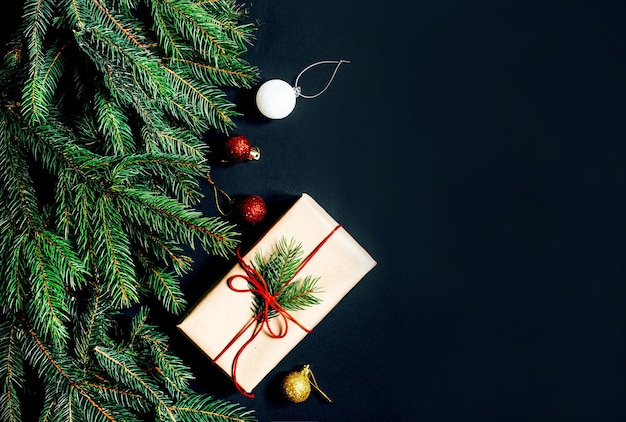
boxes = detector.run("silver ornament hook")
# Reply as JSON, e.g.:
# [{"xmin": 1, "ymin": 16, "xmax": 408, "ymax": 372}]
[{"xmin": 293, "ymin": 59, "xmax": 350, "ymax": 99}]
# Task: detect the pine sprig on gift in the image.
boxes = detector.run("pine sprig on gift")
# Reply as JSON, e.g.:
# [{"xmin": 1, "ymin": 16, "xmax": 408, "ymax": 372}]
[
  {"xmin": 0, "ymin": 0, "xmax": 259, "ymax": 420},
  {"xmin": 251, "ymin": 237, "xmax": 323, "ymax": 319}
]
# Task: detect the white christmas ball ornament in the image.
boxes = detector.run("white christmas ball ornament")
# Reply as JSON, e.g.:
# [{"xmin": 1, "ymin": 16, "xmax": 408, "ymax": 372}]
[{"xmin": 255, "ymin": 79, "xmax": 297, "ymax": 119}]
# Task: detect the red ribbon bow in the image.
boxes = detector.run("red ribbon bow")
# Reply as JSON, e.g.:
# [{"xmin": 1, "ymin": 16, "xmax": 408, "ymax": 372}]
[{"xmin": 212, "ymin": 224, "xmax": 342, "ymax": 398}]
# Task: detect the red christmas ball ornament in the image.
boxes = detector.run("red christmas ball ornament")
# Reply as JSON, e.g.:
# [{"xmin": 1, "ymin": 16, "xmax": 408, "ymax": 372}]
[
  {"xmin": 224, "ymin": 134, "xmax": 260, "ymax": 163},
  {"xmin": 234, "ymin": 195, "xmax": 267, "ymax": 224}
]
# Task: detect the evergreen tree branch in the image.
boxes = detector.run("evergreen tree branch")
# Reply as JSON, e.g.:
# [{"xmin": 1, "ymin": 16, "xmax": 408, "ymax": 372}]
[
  {"xmin": 136, "ymin": 231, "xmax": 193, "ymax": 276},
  {"xmin": 86, "ymin": 0, "xmax": 150, "ymax": 49},
  {"xmin": 153, "ymin": 0, "xmax": 232, "ymax": 58},
  {"xmin": 22, "ymin": 40, "xmax": 68, "ymax": 125},
  {"xmin": 74, "ymin": 290, "xmax": 113, "ymax": 369},
  {"xmin": 276, "ymin": 275, "xmax": 323, "ymax": 313},
  {"xmin": 21, "ymin": 0, "xmax": 55, "ymax": 123},
  {"xmin": 0, "ymin": 233, "xmax": 27, "ymax": 313},
  {"xmin": 163, "ymin": 65, "xmax": 235, "ymax": 132},
  {"xmin": 23, "ymin": 322, "xmax": 130, "ymax": 422},
  {"xmin": 152, "ymin": 127, "xmax": 208, "ymax": 159},
  {"xmin": 39, "ymin": 381, "xmax": 74, "ymax": 422},
  {"xmin": 0, "ymin": 110, "xmax": 43, "ymax": 232},
  {"xmin": 93, "ymin": 195, "xmax": 140, "ymax": 308},
  {"xmin": 115, "ymin": 187, "xmax": 239, "ymax": 257},
  {"xmin": 79, "ymin": 381, "xmax": 146, "ymax": 412},
  {"xmin": 1, "ymin": 0, "xmax": 260, "ymax": 419},
  {"xmin": 137, "ymin": 250, "xmax": 188, "ymax": 315},
  {"xmin": 151, "ymin": 0, "xmax": 191, "ymax": 59},
  {"xmin": 37, "ymin": 229, "xmax": 89, "ymax": 291},
  {"xmin": 171, "ymin": 393, "xmax": 255, "ymax": 422},
  {"xmin": 23, "ymin": 234, "xmax": 71, "ymax": 349},
  {"xmin": 94, "ymin": 346, "xmax": 176, "ymax": 421},
  {"xmin": 76, "ymin": 26, "xmax": 167, "ymax": 102},
  {"xmin": 251, "ymin": 237, "xmax": 323, "ymax": 318},
  {"xmin": 125, "ymin": 309, "xmax": 193, "ymax": 400},
  {"xmin": 143, "ymin": 336, "xmax": 192, "ymax": 400},
  {"xmin": 93, "ymin": 89, "xmax": 136, "ymax": 155},
  {"xmin": 72, "ymin": 386, "xmax": 121, "ymax": 422},
  {"xmin": 0, "ymin": 321, "xmax": 23, "ymax": 422},
  {"xmin": 164, "ymin": 56, "xmax": 257, "ymax": 88}
]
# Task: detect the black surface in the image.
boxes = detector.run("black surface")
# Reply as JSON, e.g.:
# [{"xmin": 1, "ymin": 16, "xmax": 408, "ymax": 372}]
[
  {"xmin": 176, "ymin": 1, "xmax": 626, "ymax": 421},
  {"xmin": 4, "ymin": 1, "xmax": 626, "ymax": 421}
]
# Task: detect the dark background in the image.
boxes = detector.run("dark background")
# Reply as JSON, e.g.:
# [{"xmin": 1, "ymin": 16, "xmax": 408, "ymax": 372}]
[
  {"xmin": 3, "ymin": 1, "xmax": 626, "ymax": 421},
  {"xmin": 180, "ymin": 1, "xmax": 626, "ymax": 421}
]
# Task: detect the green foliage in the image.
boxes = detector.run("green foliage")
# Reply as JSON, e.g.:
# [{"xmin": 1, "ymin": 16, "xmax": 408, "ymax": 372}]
[
  {"xmin": 0, "ymin": 0, "xmax": 259, "ymax": 420},
  {"xmin": 250, "ymin": 237, "xmax": 323, "ymax": 319}
]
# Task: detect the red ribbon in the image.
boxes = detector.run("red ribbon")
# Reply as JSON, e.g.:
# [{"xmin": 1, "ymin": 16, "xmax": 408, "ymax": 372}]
[{"xmin": 212, "ymin": 224, "xmax": 342, "ymax": 398}]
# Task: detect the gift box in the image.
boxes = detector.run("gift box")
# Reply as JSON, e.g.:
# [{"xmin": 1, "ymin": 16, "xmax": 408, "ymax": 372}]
[{"xmin": 177, "ymin": 193, "xmax": 376, "ymax": 396}]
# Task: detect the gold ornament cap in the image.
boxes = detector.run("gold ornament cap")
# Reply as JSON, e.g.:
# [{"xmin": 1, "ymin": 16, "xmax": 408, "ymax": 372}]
[{"xmin": 281, "ymin": 365, "xmax": 333, "ymax": 404}]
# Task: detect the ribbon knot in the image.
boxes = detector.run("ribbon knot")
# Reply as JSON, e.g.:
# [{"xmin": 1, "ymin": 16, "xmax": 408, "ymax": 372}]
[{"xmin": 227, "ymin": 248, "xmax": 312, "ymax": 340}]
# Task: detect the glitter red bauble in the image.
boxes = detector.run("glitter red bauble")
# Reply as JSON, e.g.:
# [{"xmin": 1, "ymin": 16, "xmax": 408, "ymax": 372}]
[
  {"xmin": 224, "ymin": 134, "xmax": 259, "ymax": 163},
  {"xmin": 235, "ymin": 195, "xmax": 267, "ymax": 224}
]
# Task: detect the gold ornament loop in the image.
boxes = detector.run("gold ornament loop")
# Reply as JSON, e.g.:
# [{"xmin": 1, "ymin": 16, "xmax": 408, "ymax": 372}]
[
  {"xmin": 302, "ymin": 365, "xmax": 334, "ymax": 403},
  {"xmin": 206, "ymin": 172, "xmax": 232, "ymax": 216}
]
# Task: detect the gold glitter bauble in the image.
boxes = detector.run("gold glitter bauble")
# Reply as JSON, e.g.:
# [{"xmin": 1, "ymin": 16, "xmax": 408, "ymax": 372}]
[{"xmin": 281, "ymin": 369, "xmax": 311, "ymax": 403}]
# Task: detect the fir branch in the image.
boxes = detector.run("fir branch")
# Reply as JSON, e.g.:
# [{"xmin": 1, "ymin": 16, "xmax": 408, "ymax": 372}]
[
  {"xmin": 76, "ymin": 26, "xmax": 168, "ymax": 102},
  {"xmin": 79, "ymin": 381, "xmax": 148, "ymax": 414},
  {"xmin": 36, "ymin": 229, "xmax": 89, "ymax": 291},
  {"xmin": 171, "ymin": 393, "xmax": 255, "ymax": 422},
  {"xmin": 250, "ymin": 237, "xmax": 323, "ymax": 318},
  {"xmin": 57, "ymin": 177, "xmax": 99, "ymax": 270},
  {"xmin": 93, "ymin": 194, "xmax": 140, "ymax": 308},
  {"xmin": 115, "ymin": 187, "xmax": 239, "ymax": 257},
  {"xmin": 0, "ymin": 0, "xmax": 259, "ymax": 419},
  {"xmin": 0, "ymin": 233, "xmax": 28, "ymax": 313},
  {"xmin": 22, "ymin": 40, "xmax": 68, "ymax": 125},
  {"xmin": 93, "ymin": 89, "xmax": 136, "ymax": 155},
  {"xmin": 137, "ymin": 251, "xmax": 188, "ymax": 315},
  {"xmin": 0, "ymin": 321, "xmax": 23, "ymax": 422},
  {"xmin": 127, "ymin": 306, "xmax": 151, "ymax": 348},
  {"xmin": 21, "ymin": 0, "xmax": 56, "ymax": 122},
  {"xmin": 163, "ymin": 65, "xmax": 236, "ymax": 132},
  {"xmin": 71, "ymin": 387, "xmax": 120, "ymax": 422},
  {"xmin": 152, "ymin": 127, "xmax": 208, "ymax": 158},
  {"xmin": 60, "ymin": 0, "xmax": 85, "ymax": 29},
  {"xmin": 165, "ymin": 170, "xmax": 206, "ymax": 205},
  {"xmin": 23, "ymin": 322, "xmax": 72, "ymax": 387},
  {"xmin": 276, "ymin": 274, "xmax": 323, "ymax": 313},
  {"xmin": 94, "ymin": 346, "xmax": 176, "ymax": 421},
  {"xmin": 164, "ymin": 56, "xmax": 258, "ymax": 88},
  {"xmin": 111, "ymin": 151, "xmax": 208, "ymax": 181},
  {"xmin": 39, "ymin": 382, "xmax": 73, "ymax": 422},
  {"xmin": 54, "ymin": 170, "xmax": 87, "ymax": 241},
  {"xmin": 151, "ymin": 0, "xmax": 192, "ymax": 59},
  {"xmin": 125, "ymin": 309, "xmax": 193, "ymax": 400},
  {"xmin": 74, "ymin": 291, "xmax": 113, "ymax": 369},
  {"xmin": 19, "ymin": 321, "xmax": 122, "ymax": 422},
  {"xmin": 85, "ymin": 0, "xmax": 150, "ymax": 49},
  {"xmin": 153, "ymin": 0, "xmax": 233, "ymax": 58},
  {"xmin": 143, "ymin": 336, "xmax": 193, "ymax": 400},
  {"xmin": 23, "ymin": 233, "xmax": 72, "ymax": 349},
  {"xmin": 109, "ymin": 150, "xmax": 208, "ymax": 205},
  {"xmin": 0, "ymin": 110, "xmax": 43, "ymax": 231},
  {"xmin": 136, "ymin": 231, "xmax": 193, "ymax": 276},
  {"xmin": 24, "ymin": 113, "xmax": 102, "ymax": 182}
]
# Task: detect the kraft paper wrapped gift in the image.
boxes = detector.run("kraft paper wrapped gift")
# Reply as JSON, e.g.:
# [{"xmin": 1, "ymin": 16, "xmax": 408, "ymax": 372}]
[{"xmin": 177, "ymin": 193, "xmax": 376, "ymax": 395}]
